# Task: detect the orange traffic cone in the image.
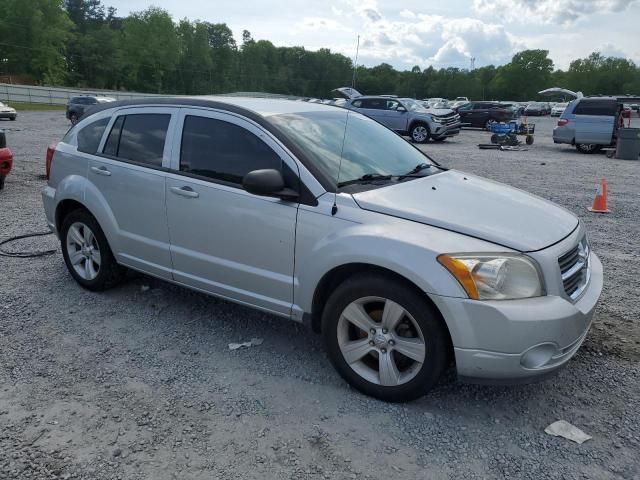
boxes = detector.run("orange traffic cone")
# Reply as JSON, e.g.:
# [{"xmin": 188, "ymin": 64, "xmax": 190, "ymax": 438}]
[{"xmin": 588, "ymin": 178, "xmax": 610, "ymax": 213}]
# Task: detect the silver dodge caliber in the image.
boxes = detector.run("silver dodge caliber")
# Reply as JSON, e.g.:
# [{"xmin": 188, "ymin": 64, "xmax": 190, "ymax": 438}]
[{"xmin": 42, "ymin": 97, "xmax": 603, "ymax": 402}]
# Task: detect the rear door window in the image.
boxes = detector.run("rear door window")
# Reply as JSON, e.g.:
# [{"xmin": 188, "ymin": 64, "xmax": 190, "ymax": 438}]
[
  {"xmin": 573, "ymin": 100, "xmax": 617, "ymax": 116},
  {"xmin": 360, "ymin": 99, "xmax": 386, "ymax": 110},
  {"xmin": 102, "ymin": 114, "xmax": 170, "ymax": 167},
  {"xmin": 179, "ymin": 115, "xmax": 282, "ymax": 186},
  {"xmin": 77, "ymin": 117, "xmax": 109, "ymax": 154}
]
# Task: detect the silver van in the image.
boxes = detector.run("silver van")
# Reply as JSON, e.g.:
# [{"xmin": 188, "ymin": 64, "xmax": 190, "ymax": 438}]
[
  {"xmin": 553, "ymin": 97, "xmax": 625, "ymax": 153},
  {"xmin": 43, "ymin": 97, "xmax": 602, "ymax": 401}
]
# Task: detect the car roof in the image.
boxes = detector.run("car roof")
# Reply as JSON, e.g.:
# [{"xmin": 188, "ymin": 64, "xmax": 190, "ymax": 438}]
[{"xmin": 86, "ymin": 95, "xmax": 343, "ymax": 117}]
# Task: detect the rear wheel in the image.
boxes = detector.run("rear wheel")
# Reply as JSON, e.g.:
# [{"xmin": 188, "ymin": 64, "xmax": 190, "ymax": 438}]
[
  {"xmin": 0, "ymin": 175, "xmax": 5, "ymax": 190},
  {"xmin": 410, "ymin": 123, "xmax": 430, "ymax": 143},
  {"xmin": 576, "ymin": 143, "xmax": 601, "ymax": 154},
  {"xmin": 60, "ymin": 209, "xmax": 124, "ymax": 291},
  {"xmin": 322, "ymin": 273, "xmax": 449, "ymax": 402}
]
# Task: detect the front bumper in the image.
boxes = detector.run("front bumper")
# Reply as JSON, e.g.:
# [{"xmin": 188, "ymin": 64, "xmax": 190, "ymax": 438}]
[
  {"xmin": 430, "ymin": 252, "xmax": 603, "ymax": 383},
  {"xmin": 0, "ymin": 112, "xmax": 16, "ymax": 119},
  {"xmin": 433, "ymin": 122, "xmax": 461, "ymax": 138}
]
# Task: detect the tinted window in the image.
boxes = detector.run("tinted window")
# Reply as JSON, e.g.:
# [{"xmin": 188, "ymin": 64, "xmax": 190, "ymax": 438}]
[
  {"xmin": 360, "ymin": 99, "xmax": 386, "ymax": 110},
  {"xmin": 457, "ymin": 103, "xmax": 472, "ymax": 111},
  {"xmin": 472, "ymin": 103, "xmax": 486, "ymax": 110},
  {"xmin": 573, "ymin": 100, "xmax": 617, "ymax": 116},
  {"xmin": 180, "ymin": 116, "xmax": 282, "ymax": 185},
  {"xmin": 77, "ymin": 117, "xmax": 109, "ymax": 154},
  {"xmin": 103, "ymin": 116, "xmax": 124, "ymax": 157},
  {"xmin": 103, "ymin": 114, "xmax": 170, "ymax": 166}
]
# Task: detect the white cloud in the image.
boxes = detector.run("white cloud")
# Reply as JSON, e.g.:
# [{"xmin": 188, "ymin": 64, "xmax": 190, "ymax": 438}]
[{"xmin": 472, "ymin": 0, "xmax": 639, "ymax": 24}]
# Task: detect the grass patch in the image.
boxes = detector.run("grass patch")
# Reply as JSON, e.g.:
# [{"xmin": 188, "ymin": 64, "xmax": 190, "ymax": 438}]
[{"xmin": 4, "ymin": 102, "xmax": 65, "ymax": 111}]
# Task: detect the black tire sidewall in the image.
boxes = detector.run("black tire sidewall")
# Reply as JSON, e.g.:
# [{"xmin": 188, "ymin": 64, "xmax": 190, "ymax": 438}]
[
  {"xmin": 322, "ymin": 274, "xmax": 449, "ymax": 402},
  {"xmin": 60, "ymin": 209, "xmax": 119, "ymax": 291}
]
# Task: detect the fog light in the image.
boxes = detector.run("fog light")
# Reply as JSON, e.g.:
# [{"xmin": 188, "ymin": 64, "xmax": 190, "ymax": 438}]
[{"xmin": 520, "ymin": 343, "xmax": 557, "ymax": 369}]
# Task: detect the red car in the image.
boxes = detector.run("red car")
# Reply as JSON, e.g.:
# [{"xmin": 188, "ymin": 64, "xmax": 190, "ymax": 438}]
[{"xmin": 0, "ymin": 131, "xmax": 13, "ymax": 190}]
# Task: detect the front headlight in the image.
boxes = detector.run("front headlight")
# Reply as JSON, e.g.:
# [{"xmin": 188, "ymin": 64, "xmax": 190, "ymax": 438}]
[{"xmin": 437, "ymin": 253, "xmax": 544, "ymax": 300}]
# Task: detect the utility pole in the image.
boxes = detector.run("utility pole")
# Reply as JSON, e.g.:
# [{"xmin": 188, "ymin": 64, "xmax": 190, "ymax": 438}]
[
  {"xmin": 352, "ymin": 35, "xmax": 360, "ymax": 88},
  {"xmin": 470, "ymin": 57, "xmax": 476, "ymax": 71}
]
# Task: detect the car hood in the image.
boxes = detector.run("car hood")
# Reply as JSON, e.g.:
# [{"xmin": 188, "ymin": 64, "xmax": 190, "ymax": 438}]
[
  {"xmin": 423, "ymin": 108, "xmax": 455, "ymax": 116},
  {"xmin": 352, "ymin": 170, "xmax": 578, "ymax": 252}
]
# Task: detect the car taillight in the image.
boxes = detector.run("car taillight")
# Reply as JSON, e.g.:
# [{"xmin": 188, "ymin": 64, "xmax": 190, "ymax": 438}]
[
  {"xmin": 557, "ymin": 119, "xmax": 569, "ymax": 126},
  {"xmin": 46, "ymin": 143, "xmax": 57, "ymax": 179}
]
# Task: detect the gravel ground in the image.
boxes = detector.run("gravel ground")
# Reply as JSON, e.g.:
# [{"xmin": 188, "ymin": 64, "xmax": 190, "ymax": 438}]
[{"xmin": 0, "ymin": 112, "xmax": 638, "ymax": 480}]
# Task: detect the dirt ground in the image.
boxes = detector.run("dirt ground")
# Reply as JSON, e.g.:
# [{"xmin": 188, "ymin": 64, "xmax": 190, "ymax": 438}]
[{"xmin": 0, "ymin": 111, "xmax": 638, "ymax": 480}]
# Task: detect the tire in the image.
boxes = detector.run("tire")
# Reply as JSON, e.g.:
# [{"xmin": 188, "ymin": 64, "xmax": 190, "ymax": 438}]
[
  {"xmin": 490, "ymin": 134, "xmax": 498, "ymax": 144},
  {"xmin": 0, "ymin": 175, "xmax": 4, "ymax": 190},
  {"xmin": 526, "ymin": 135, "xmax": 534, "ymax": 145},
  {"xmin": 60, "ymin": 209, "xmax": 125, "ymax": 291},
  {"xmin": 575, "ymin": 143, "xmax": 601, "ymax": 154},
  {"xmin": 70, "ymin": 113, "xmax": 79, "ymax": 125},
  {"xmin": 322, "ymin": 273, "xmax": 449, "ymax": 402},
  {"xmin": 9, "ymin": 116, "xmax": 16, "ymax": 121},
  {"xmin": 409, "ymin": 123, "xmax": 430, "ymax": 144}
]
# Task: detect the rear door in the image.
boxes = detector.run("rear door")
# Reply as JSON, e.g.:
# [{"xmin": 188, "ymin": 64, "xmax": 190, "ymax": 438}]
[
  {"xmin": 164, "ymin": 108, "xmax": 299, "ymax": 316},
  {"xmin": 89, "ymin": 107, "xmax": 178, "ymax": 279},
  {"xmin": 572, "ymin": 100, "xmax": 617, "ymax": 145},
  {"xmin": 351, "ymin": 98, "xmax": 390, "ymax": 127}
]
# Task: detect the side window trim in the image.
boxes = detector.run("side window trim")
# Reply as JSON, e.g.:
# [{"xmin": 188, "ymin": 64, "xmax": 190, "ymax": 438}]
[
  {"xmin": 170, "ymin": 108, "xmax": 299, "ymax": 187},
  {"xmin": 96, "ymin": 106, "xmax": 179, "ymax": 170}
]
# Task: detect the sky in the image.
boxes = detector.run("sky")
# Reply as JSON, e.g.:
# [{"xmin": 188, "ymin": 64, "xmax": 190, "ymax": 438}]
[{"xmin": 105, "ymin": 0, "xmax": 640, "ymax": 71}]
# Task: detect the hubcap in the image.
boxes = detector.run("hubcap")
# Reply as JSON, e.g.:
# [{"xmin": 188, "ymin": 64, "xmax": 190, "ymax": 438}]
[
  {"xmin": 337, "ymin": 296, "xmax": 426, "ymax": 387},
  {"xmin": 412, "ymin": 126, "xmax": 428, "ymax": 142},
  {"xmin": 66, "ymin": 222, "xmax": 101, "ymax": 281}
]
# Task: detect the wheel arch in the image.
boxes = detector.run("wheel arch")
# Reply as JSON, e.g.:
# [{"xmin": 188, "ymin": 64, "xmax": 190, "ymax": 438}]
[{"xmin": 309, "ymin": 263, "xmax": 454, "ymax": 359}]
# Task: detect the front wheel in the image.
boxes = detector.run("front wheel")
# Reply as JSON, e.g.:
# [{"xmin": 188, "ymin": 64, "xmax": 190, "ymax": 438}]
[
  {"xmin": 0, "ymin": 175, "xmax": 5, "ymax": 190},
  {"xmin": 576, "ymin": 143, "xmax": 601, "ymax": 154},
  {"xmin": 60, "ymin": 209, "xmax": 125, "ymax": 291},
  {"xmin": 9, "ymin": 117, "xmax": 16, "ymax": 121},
  {"xmin": 322, "ymin": 274, "xmax": 449, "ymax": 402},
  {"xmin": 410, "ymin": 123, "xmax": 430, "ymax": 143}
]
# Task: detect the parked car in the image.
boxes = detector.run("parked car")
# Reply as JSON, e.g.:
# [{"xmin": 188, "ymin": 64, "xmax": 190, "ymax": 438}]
[
  {"xmin": 553, "ymin": 96, "xmax": 626, "ymax": 153},
  {"xmin": 0, "ymin": 130, "xmax": 13, "ymax": 189},
  {"xmin": 454, "ymin": 102, "xmax": 515, "ymax": 129},
  {"xmin": 344, "ymin": 96, "xmax": 461, "ymax": 143},
  {"xmin": 524, "ymin": 102, "xmax": 549, "ymax": 116},
  {"xmin": 551, "ymin": 103, "xmax": 568, "ymax": 117},
  {"xmin": 66, "ymin": 95, "xmax": 115, "ymax": 124},
  {"xmin": 0, "ymin": 102, "xmax": 17, "ymax": 121},
  {"xmin": 43, "ymin": 97, "xmax": 603, "ymax": 402}
]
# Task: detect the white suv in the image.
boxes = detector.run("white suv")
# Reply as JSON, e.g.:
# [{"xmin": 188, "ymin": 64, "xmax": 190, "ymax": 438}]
[{"xmin": 42, "ymin": 97, "xmax": 603, "ymax": 401}]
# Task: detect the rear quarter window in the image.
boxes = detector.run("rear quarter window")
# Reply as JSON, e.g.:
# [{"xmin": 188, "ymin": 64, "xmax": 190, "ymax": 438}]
[
  {"xmin": 573, "ymin": 100, "xmax": 617, "ymax": 116},
  {"xmin": 77, "ymin": 117, "xmax": 109, "ymax": 154}
]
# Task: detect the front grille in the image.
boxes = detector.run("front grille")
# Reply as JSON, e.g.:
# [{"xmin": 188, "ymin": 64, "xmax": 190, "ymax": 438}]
[
  {"xmin": 558, "ymin": 236, "xmax": 590, "ymax": 301},
  {"xmin": 436, "ymin": 113, "xmax": 460, "ymax": 126}
]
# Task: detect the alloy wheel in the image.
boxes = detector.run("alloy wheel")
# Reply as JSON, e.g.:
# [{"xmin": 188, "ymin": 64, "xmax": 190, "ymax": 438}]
[
  {"xmin": 66, "ymin": 222, "xmax": 101, "ymax": 281},
  {"xmin": 337, "ymin": 296, "xmax": 426, "ymax": 387},
  {"xmin": 411, "ymin": 126, "xmax": 428, "ymax": 143}
]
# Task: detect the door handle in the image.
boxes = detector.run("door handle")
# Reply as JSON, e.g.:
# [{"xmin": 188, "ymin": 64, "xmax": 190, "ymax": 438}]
[
  {"xmin": 170, "ymin": 186, "xmax": 199, "ymax": 198},
  {"xmin": 90, "ymin": 166, "xmax": 111, "ymax": 176}
]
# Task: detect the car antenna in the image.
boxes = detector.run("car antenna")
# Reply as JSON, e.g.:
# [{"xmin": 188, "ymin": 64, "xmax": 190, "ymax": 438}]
[
  {"xmin": 332, "ymin": 110, "xmax": 351, "ymax": 216},
  {"xmin": 333, "ymin": 36, "xmax": 360, "ymax": 216}
]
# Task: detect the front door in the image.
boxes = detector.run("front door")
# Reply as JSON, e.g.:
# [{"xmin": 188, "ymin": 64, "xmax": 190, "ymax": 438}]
[{"xmin": 164, "ymin": 109, "xmax": 299, "ymax": 316}]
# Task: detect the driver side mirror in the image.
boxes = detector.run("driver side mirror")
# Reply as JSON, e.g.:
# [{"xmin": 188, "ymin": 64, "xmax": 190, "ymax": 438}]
[
  {"xmin": 242, "ymin": 169, "xmax": 298, "ymax": 200},
  {"xmin": 396, "ymin": 106, "xmax": 407, "ymax": 112}
]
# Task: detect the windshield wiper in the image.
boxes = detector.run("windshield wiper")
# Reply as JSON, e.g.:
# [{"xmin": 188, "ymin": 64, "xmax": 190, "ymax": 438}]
[
  {"xmin": 338, "ymin": 173, "xmax": 393, "ymax": 187},
  {"xmin": 398, "ymin": 163, "xmax": 433, "ymax": 180}
]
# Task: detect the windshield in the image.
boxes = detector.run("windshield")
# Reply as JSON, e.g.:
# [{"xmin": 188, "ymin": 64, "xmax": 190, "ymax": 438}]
[
  {"xmin": 269, "ymin": 110, "xmax": 436, "ymax": 190},
  {"xmin": 400, "ymin": 99, "xmax": 427, "ymax": 112}
]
